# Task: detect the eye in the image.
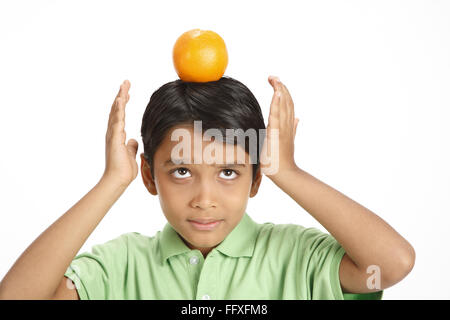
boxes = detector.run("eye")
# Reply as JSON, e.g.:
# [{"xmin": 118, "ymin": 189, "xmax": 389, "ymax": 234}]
[
  {"xmin": 171, "ymin": 167, "xmax": 192, "ymax": 179},
  {"xmin": 170, "ymin": 167, "xmax": 239, "ymax": 180},
  {"xmin": 219, "ymin": 169, "xmax": 239, "ymax": 180}
]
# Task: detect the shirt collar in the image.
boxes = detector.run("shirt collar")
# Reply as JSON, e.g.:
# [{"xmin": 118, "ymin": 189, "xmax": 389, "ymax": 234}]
[{"xmin": 159, "ymin": 212, "xmax": 259, "ymax": 264}]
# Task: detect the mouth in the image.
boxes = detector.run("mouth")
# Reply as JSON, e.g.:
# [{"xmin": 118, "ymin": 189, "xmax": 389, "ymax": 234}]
[{"xmin": 187, "ymin": 219, "xmax": 223, "ymax": 231}]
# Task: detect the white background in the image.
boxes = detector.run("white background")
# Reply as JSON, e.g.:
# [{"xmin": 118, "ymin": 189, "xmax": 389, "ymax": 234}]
[{"xmin": 0, "ymin": 0, "xmax": 448, "ymax": 300}]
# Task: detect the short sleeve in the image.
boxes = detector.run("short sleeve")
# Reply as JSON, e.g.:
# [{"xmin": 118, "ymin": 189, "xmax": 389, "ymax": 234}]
[
  {"xmin": 303, "ymin": 227, "xmax": 383, "ymax": 300},
  {"xmin": 64, "ymin": 233, "xmax": 130, "ymax": 300}
]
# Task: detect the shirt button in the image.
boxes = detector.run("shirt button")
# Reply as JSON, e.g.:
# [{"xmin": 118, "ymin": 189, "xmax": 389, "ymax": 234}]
[
  {"xmin": 202, "ymin": 294, "xmax": 210, "ymax": 300},
  {"xmin": 189, "ymin": 256, "xmax": 199, "ymax": 265}
]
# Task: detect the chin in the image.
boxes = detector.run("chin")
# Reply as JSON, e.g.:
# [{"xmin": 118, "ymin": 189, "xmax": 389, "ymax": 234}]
[{"xmin": 188, "ymin": 235, "xmax": 223, "ymax": 248}]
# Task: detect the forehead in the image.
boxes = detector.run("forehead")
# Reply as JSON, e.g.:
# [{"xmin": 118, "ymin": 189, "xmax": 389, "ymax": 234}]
[{"xmin": 154, "ymin": 124, "xmax": 252, "ymax": 166}]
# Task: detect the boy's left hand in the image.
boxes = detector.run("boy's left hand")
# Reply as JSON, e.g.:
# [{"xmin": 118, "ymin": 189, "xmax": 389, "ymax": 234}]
[{"xmin": 260, "ymin": 76, "xmax": 300, "ymax": 179}]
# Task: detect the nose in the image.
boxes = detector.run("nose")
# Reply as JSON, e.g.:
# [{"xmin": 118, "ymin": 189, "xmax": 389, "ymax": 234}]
[{"xmin": 189, "ymin": 178, "xmax": 217, "ymax": 209}]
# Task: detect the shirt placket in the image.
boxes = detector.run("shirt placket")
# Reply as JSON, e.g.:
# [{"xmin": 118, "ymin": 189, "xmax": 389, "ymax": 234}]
[
  {"xmin": 194, "ymin": 250, "xmax": 218, "ymax": 300},
  {"xmin": 186, "ymin": 251, "xmax": 203, "ymax": 296}
]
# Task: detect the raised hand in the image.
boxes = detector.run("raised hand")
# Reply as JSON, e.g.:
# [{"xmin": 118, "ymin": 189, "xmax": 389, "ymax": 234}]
[
  {"xmin": 103, "ymin": 80, "xmax": 139, "ymax": 187},
  {"xmin": 260, "ymin": 75, "xmax": 299, "ymax": 178}
]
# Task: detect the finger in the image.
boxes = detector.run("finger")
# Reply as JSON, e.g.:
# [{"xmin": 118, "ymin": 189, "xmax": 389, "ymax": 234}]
[
  {"xmin": 268, "ymin": 76, "xmax": 282, "ymax": 108},
  {"xmin": 108, "ymin": 83, "xmax": 123, "ymax": 128},
  {"xmin": 108, "ymin": 92, "xmax": 127, "ymax": 132},
  {"xmin": 107, "ymin": 99, "xmax": 116, "ymax": 133},
  {"xmin": 107, "ymin": 98, "xmax": 126, "ymax": 145},
  {"xmin": 119, "ymin": 81, "xmax": 130, "ymax": 111},
  {"xmin": 108, "ymin": 96, "xmax": 124, "ymax": 132},
  {"xmin": 268, "ymin": 86, "xmax": 281, "ymax": 130},
  {"xmin": 268, "ymin": 75, "xmax": 280, "ymax": 90},
  {"xmin": 108, "ymin": 81, "xmax": 130, "ymax": 130},
  {"xmin": 269, "ymin": 76, "xmax": 284, "ymax": 104},
  {"xmin": 273, "ymin": 78, "xmax": 288, "ymax": 128},
  {"xmin": 281, "ymin": 83, "xmax": 294, "ymax": 123},
  {"xmin": 276, "ymin": 80, "xmax": 294, "ymax": 130},
  {"xmin": 120, "ymin": 80, "xmax": 130, "ymax": 99},
  {"xmin": 110, "ymin": 80, "xmax": 130, "ymax": 113},
  {"xmin": 115, "ymin": 80, "xmax": 131, "ymax": 100},
  {"xmin": 268, "ymin": 75, "xmax": 278, "ymax": 86}
]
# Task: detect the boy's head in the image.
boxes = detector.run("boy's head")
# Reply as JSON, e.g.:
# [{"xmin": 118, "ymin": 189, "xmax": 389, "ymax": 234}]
[{"xmin": 140, "ymin": 76, "xmax": 266, "ymax": 256}]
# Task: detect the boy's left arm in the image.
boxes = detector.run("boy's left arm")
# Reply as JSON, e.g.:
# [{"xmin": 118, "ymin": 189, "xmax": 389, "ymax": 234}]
[{"xmin": 263, "ymin": 76, "xmax": 415, "ymax": 293}]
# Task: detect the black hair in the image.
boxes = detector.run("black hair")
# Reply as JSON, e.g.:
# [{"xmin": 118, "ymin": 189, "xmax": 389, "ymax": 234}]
[{"xmin": 140, "ymin": 76, "xmax": 266, "ymax": 183}]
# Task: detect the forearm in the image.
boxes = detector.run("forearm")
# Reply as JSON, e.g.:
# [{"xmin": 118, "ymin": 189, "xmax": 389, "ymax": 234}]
[
  {"xmin": 0, "ymin": 175, "xmax": 127, "ymax": 299},
  {"xmin": 269, "ymin": 167, "xmax": 415, "ymax": 281}
]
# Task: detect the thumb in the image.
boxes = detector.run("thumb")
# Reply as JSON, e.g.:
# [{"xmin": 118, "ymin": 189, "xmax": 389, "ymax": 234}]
[{"xmin": 126, "ymin": 139, "xmax": 138, "ymax": 158}]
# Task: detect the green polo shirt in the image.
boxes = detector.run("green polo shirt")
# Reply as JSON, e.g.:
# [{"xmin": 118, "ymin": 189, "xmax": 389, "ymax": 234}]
[{"xmin": 64, "ymin": 212, "xmax": 383, "ymax": 300}]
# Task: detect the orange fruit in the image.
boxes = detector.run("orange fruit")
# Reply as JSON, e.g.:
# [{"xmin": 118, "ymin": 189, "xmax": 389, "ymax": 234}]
[{"xmin": 172, "ymin": 29, "xmax": 228, "ymax": 82}]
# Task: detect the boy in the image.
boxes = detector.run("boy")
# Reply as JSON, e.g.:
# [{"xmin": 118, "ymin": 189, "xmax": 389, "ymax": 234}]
[{"xmin": 0, "ymin": 76, "xmax": 415, "ymax": 300}]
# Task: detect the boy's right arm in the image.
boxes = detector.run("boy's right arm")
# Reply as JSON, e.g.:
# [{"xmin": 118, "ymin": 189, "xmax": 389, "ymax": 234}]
[{"xmin": 0, "ymin": 80, "xmax": 139, "ymax": 300}]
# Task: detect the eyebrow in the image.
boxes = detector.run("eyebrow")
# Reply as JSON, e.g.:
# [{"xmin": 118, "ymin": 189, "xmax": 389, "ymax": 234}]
[{"xmin": 163, "ymin": 159, "xmax": 246, "ymax": 168}]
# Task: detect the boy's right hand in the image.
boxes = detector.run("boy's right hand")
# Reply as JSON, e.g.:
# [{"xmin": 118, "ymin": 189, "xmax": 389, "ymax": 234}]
[{"xmin": 102, "ymin": 80, "xmax": 139, "ymax": 187}]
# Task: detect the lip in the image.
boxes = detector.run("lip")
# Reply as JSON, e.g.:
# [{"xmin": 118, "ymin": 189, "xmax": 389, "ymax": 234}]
[{"xmin": 188, "ymin": 219, "xmax": 223, "ymax": 231}]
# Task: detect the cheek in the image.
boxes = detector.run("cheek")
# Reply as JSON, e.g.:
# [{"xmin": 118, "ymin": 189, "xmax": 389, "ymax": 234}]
[
  {"xmin": 220, "ymin": 183, "xmax": 251, "ymax": 208},
  {"xmin": 154, "ymin": 174, "xmax": 186, "ymax": 210}
]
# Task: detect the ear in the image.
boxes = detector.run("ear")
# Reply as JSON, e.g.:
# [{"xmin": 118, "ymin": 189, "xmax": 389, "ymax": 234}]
[
  {"xmin": 249, "ymin": 166, "xmax": 263, "ymax": 198},
  {"xmin": 140, "ymin": 153, "xmax": 158, "ymax": 195}
]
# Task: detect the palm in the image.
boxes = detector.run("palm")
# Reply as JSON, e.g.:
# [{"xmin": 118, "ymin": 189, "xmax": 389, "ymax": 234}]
[{"xmin": 104, "ymin": 80, "xmax": 139, "ymax": 186}]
